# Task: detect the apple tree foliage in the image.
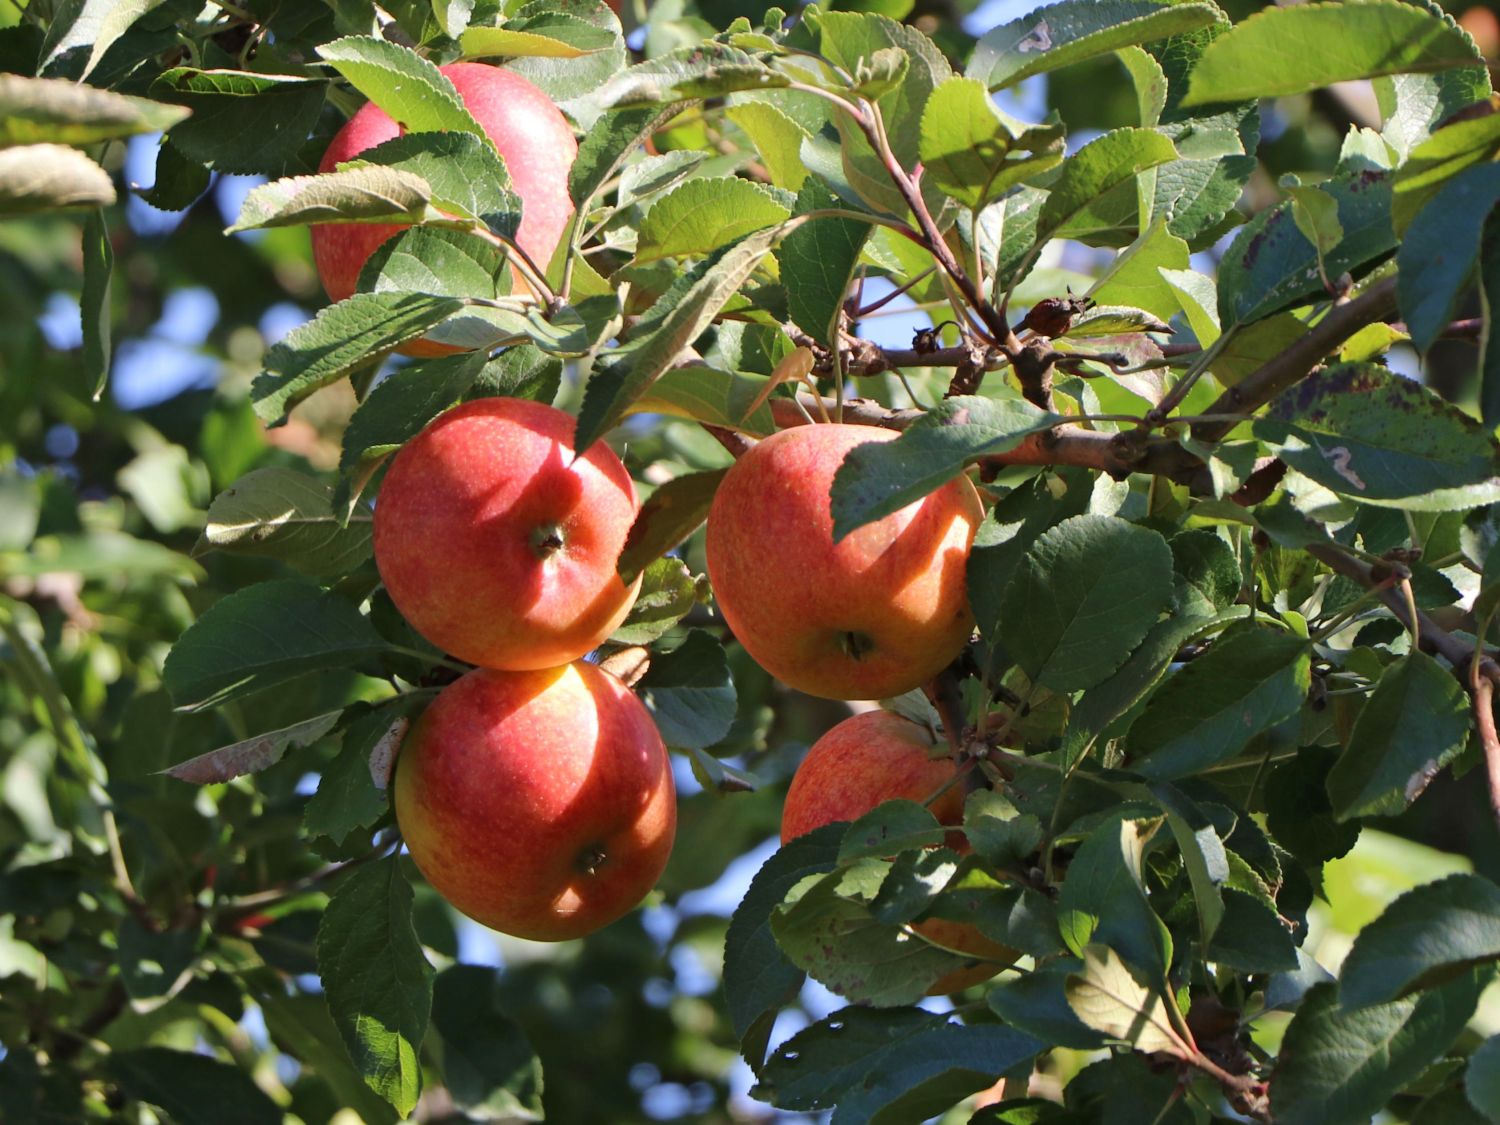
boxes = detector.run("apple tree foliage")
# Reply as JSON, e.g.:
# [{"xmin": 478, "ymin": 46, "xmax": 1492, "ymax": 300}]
[{"xmin": 8, "ymin": 0, "xmax": 1500, "ymax": 1121}]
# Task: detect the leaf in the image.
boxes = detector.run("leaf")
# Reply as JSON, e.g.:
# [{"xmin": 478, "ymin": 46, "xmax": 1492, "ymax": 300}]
[
  {"xmin": 134, "ymin": 136, "xmax": 210, "ymax": 211},
  {"xmin": 611, "ymin": 557, "xmax": 700, "ymax": 645},
  {"xmin": 570, "ymin": 104, "xmax": 686, "ymax": 209},
  {"xmin": 634, "ymin": 177, "xmax": 791, "ymax": 263},
  {"xmin": 1064, "ymin": 944, "xmax": 1185, "ymax": 1055},
  {"xmin": 347, "ymin": 130, "xmax": 520, "ymax": 239},
  {"xmin": 998, "ymin": 513, "xmax": 1174, "ymax": 694},
  {"xmin": 316, "ymin": 36, "xmax": 486, "ymax": 139},
  {"xmin": 723, "ymin": 826, "xmax": 842, "ymax": 1058},
  {"xmin": 1208, "ymin": 887, "xmax": 1299, "ymax": 973},
  {"xmin": 1170, "ymin": 529, "xmax": 1240, "ymax": 613},
  {"xmin": 197, "ymin": 467, "xmax": 372, "ymax": 578},
  {"xmin": 38, "ymin": 0, "xmax": 162, "ymax": 81},
  {"xmin": 1397, "ymin": 162, "xmax": 1500, "ymax": 352},
  {"xmin": 917, "ymin": 76, "xmax": 1064, "ymax": 208},
  {"xmin": 163, "ymin": 580, "xmax": 385, "ymax": 711},
  {"xmin": 780, "ymin": 177, "xmax": 872, "ymax": 348},
  {"xmin": 460, "ymin": 14, "xmax": 614, "ymax": 60},
  {"xmin": 1480, "ymin": 215, "xmax": 1500, "ymax": 429},
  {"xmin": 1153, "ymin": 785, "xmax": 1227, "ymax": 949},
  {"xmin": 117, "ymin": 915, "xmax": 199, "ymax": 1007},
  {"xmin": 726, "ymin": 101, "xmax": 809, "ymax": 192},
  {"xmin": 1183, "ymin": 1, "xmax": 1482, "ymax": 106},
  {"xmin": 304, "ymin": 705, "xmax": 407, "ymax": 846},
  {"xmin": 1035, "ymin": 128, "xmax": 1179, "ymax": 243},
  {"xmin": 0, "ymin": 144, "xmax": 113, "ymax": 214},
  {"xmin": 574, "ymin": 227, "xmax": 779, "ymax": 451},
  {"xmin": 1217, "ymin": 165, "xmax": 1395, "ymax": 327},
  {"xmin": 431, "ymin": 965, "xmax": 544, "ymax": 1120},
  {"xmin": 1056, "ymin": 815, "xmax": 1171, "ymax": 978},
  {"xmin": 628, "ymin": 365, "xmax": 775, "ymax": 436},
  {"xmin": 225, "ymin": 165, "xmax": 437, "ymax": 234},
  {"xmin": 153, "ymin": 69, "xmax": 327, "ymax": 177},
  {"xmin": 616, "ymin": 469, "xmax": 726, "ymax": 586},
  {"xmin": 251, "ymin": 293, "xmax": 466, "ymax": 425},
  {"xmin": 1325, "ymin": 651, "xmax": 1472, "ymax": 820},
  {"xmin": 1130, "ymin": 628, "xmax": 1310, "ymax": 780},
  {"xmin": 602, "ymin": 42, "xmax": 788, "ymax": 106},
  {"xmin": 1270, "ymin": 973, "xmax": 1487, "ymax": 1125},
  {"xmin": 756, "ymin": 1007, "xmax": 1041, "ymax": 1123},
  {"xmin": 967, "ymin": 0, "xmax": 1221, "ymax": 91},
  {"xmin": 841, "ymin": 800, "xmax": 947, "ymax": 863},
  {"xmin": 0, "ymin": 74, "xmax": 188, "ymax": 147},
  {"xmin": 1337, "ymin": 874, "xmax": 1500, "ymax": 1010},
  {"xmin": 1468, "ymin": 1034, "xmax": 1500, "ymax": 1122},
  {"xmin": 1265, "ymin": 748, "xmax": 1360, "ymax": 866},
  {"xmin": 81, "ymin": 208, "xmax": 111, "ymax": 399},
  {"xmin": 1390, "ymin": 109, "xmax": 1500, "ymax": 236},
  {"xmin": 163, "ymin": 711, "xmax": 340, "ymax": 784},
  {"xmin": 317, "ymin": 856, "xmax": 433, "ymax": 1115},
  {"xmin": 829, "ymin": 394, "xmax": 1065, "ymax": 540},
  {"xmin": 637, "ymin": 629, "xmax": 736, "ymax": 750},
  {"xmin": 107, "ymin": 1048, "xmax": 281, "ymax": 1125},
  {"xmin": 1254, "ymin": 362, "xmax": 1500, "ymax": 511},
  {"xmin": 989, "ymin": 961, "xmax": 1109, "ymax": 1049},
  {"xmin": 1286, "ymin": 182, "xmax": 1344, "ymax": 283}
]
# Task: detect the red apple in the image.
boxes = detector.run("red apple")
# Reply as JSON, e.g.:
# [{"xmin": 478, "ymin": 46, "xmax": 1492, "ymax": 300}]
[
  {"xmin": 372, "ymin": 397, "xmax": 641, "ymax": 670},
  {"xmin": 705, "ymin": 423, "xmax": 982, "ymax": 700},
  {"xmin": 781, "ymin": 709, "xmax": 1018, "ymax": 993},
  {"xmin": 311, "ymin": 62, "xmax": 576, "ymax": 306},
  {"xmin": 395, "ymin": 662, "xmax": 676, "ymax": 941}
]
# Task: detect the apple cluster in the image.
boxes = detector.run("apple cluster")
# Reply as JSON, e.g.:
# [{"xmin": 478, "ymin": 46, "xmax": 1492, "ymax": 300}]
[{"xmin": 323, "ymin": 65, "xmax": 1004, "ymax": 978}]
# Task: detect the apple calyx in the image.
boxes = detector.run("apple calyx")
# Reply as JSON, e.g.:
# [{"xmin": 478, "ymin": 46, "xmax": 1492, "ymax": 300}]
[
  {"xmin": 576, "ymin": 844, "xmax": 609, "ymax": 876},
  {"xmin": 840, "ymin": 630, "xmax": 876, "ymax": 661},
  {"xmin": 530, "ymin": 522, "xmax": 567, "ymax": 559}
]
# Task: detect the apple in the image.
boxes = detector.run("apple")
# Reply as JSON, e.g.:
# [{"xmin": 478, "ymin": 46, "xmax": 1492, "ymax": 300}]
[
  {"xmin": 372, "ymin": 397, "xmax": 642, "ymax": 670},
  {"xmin": 781, "ymin": 709, "xmax": 1018, "ymax": 993},
  {"xmin": 311, "ymin": 61, "xmax": 577, "ymax": 306},
  {"xmin": 705, "ymin": 423, "xmax": 982, "ymax": 700},
  {"xmin": 394, "ymin": 661, "xmax": 676, "ymax": 941}
]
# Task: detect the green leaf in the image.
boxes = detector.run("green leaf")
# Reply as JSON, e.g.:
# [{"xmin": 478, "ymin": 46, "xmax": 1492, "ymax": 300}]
[
  {"xmin": 1035, "ymin": 128, "xmax": 1179, "ymax": 244},
  {"xmin": 252, "ymin": 988, "xmax": 399, "ymax": 1124},
  {"xmin": 1265, "ymin": 748, "xmax": 1360, "ymax": 866},
  {"xmin": 80, "ymin": 208, "xmax": 111, "ymax": 399},
  {"xmin": 1130, "ymin": 627, "xmax": 1311, "ymax": 780},
  {"xmin": 0, "ymin": 143, "xmax": 113, "ymax": 214},
  {"xmin": 1338, "ymin": 874, "xmax": 1500, "ymax": 1010},
  {"xmin": 163, "ymin": 711, "xmax": 341, "ymax": 784},
  {"xmin": 616, "ymin": 469, "xmax": 726, "ymax": 586},
  {"xmin": 38, "ymin": 0, "xmax": 162, "ymax": 81},
  {"xmin": 570, "ymin": 104, "xmax": 686, "ymax": 209},
  {"xmin": 630, "ymin": 365, "xmax": 775, "ymax": 436},
  {"xmin": 637, "ymin": 629, "xmax": 736, "ymax": 749},
  {"xmin": 1183, "ymin": 1, "xmax": 1481, "ymax": 106},
  {"xmin": 135, "ymin": 136, "xmax": 210, "ymax": 211},
  {"xmin": 431, "ymin": 965, "xmax": 544, "ymax": 1120},
  {"xmin": 1056, "ymin": 814, "xmax": 1171, "ymax": 978},
  {"xmin": 968, "ymin": 0, "xmax": 1221, "ymax": 91},
  {"xmin": 1398, "ymin": 162, "xmax": 1500, "ymax": 352},
  {"xmin": 1170, "ymin": 529, "xmax": 1240, "ymax": 613},
  {"xmin": 723, "ymin": 826, "xmax": 842, "ymax": 1056},
  {"xmin": 1254, "ymin": 362, "xmax": 1500, "ymax": 511},
  {"xmin": 1270, "ymin": 973, "xmax": 1487, "ymax": 1125},
  {"xmin": 304, "ymin": 705, "xmax": 406, "ymax": 847},
  {"xmin": 611, "ymin": 557, "xmax": 701, "ymax": 645},
  {"xmin": 756, "ymin": 1007, "xmax": 1041, "ymax": 1122},
  {"xmin": 989, "ymin": 961, "xmax": 1109, "ymax": 1050},
  {"xmin": 635, "ymin": 177, "xmax": 791, "ymax": 263},
  {"xmin": 501, "ymin": 0, "xmax": 626, "ymax": 121},
  {"xmin": 317, "ymin": 856, "xmax": 433, "ymax": 1115},
  {"xmin": 1390, "ymin": 110, "xmax": 1500, "ymax": 236},
  {"xmin": 460, "ymin": 14, "xmax": 614, "ymax": 59},
  {"xmin": 1286, "ymin": 182, "xmax": 1344, "ymax": 283},
  {"xmin": 1325, "ymin": 651, "xmax": 1471, "ymax": 820},
  {"xmin": 251, "ymin": 293, "xmax": 466, "ymax": 425},
  {"xmin": 317, "ymin": 36, "xmax": 486, "ymax": 139},
  {"xmin": 1376, "ymin": 65, "xmax": 1493, "ymax": 165},
  {"xmin": 347, "ymin": 130, "xmax": 520, "ymax": 239},
  {"xmin": 1208, "ymin": 886, "xmax": 1299, "ymax": 973},
  {"xmin": 1064, "ymin": 944, "xmax": 1185, "ymax": 1055},
  {"xmin": 117, "ymin": 915, "xmax": 200, "ymax": 1007},
  {"xmin": 830, "ymin": 394, "xmax": 1064, "ymax": 540},
  {"xmin": 1217, "ymin": 166, "xmax": 1395, "ymax": 327},
  {"xmin": 196, "ymin": 467, "xmax": 372, "ymax": 578},
  {"xmin": 153, "ymin": 69, "xmax": 327, "ymax": 177},
  {"xmin": 603, "ymin": 42, "xmax": 788, "ymax": 105},
  {"xmin": 107, "ymin": 1048, "xmax": 281, "ymax": 1125},
  {"xmin": 1468, "ymin": 1034, "xmax": 1500, "ymax": 1122},
  {"xmin": 841, "ymin": 800, "xmax": 947, "ymax": 863},
  {"xmin": 780, "ymin": 177, "xmax": 872, "ymax": 348},
  {"xmin": 726, "ymin": 101, "xmax": 809, "ymax": 192},
  {"xmin": 1480, "ymin": 214, "xmax": 1500, "ymax": 429},
  {"xmin": 1153, "ymin": 784, "xmax": 1226, "ymax": 949},
  {"xmin": 339, "ymin": 349, "xmax": 557, "ymax": 471},
  {"xmin": 618, "ymin": 151, "xmax": 709, "ymax": 208},
  {"xmin": 0, "ymin": 73, "xmax": 188, "ymax": 146},
  {"xmin": 225, "ymin": 165, "xmax": 438, "ymax": 234},
  {"xmin": 917, "ymin": 76, "xmax": 1064, "ymax": 208},
  {"xmin": 999, "ymin": 513, "xmax": 1174, "ymax": 694},
  {"xmin": 163, "ymin": 580, "xmax": 385, "ymax": 711},
  {"xmin": 574, "ymin": 227, "xmax": 779, "ymax": 451}
]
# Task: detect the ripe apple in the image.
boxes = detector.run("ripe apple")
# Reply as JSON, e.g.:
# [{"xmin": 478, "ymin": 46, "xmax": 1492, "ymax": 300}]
[
  {"xmin": 394, "ymin": 662, "xmax": 676, "ymax": 941},
  {"xmin": 781, "ymin": 709, "xmax": 1018, "ymax": 993},
  {"xmin": 372, "ymin": 397, "xmax": 642, "ymax": 670},
  {"xmin": 705, "ymin": 423, "xmax": 982, "ymax": 700},
  {"xmin": 311, "ymin": 61, "xmax": 576, "ymax": 306}
]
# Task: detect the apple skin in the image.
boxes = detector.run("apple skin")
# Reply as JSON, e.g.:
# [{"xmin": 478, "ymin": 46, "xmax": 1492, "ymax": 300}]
[
  {"xmin": 781, "ymin": 709, "xmax": 1018, "ymax": 993},
  {"xmin": 705, "ymin": 423, "xmax": 982, "ymax": 700},
  {"xmin": 311, "ymin": 62, "xmax": 577, "ymax": 307},
  {"xmin": 395, "ymin": 662, "xmax": 676, "ymax": 941},
  {"xmin": 372, "ymin": 397, "xmax": 642, "ymax": 670}
]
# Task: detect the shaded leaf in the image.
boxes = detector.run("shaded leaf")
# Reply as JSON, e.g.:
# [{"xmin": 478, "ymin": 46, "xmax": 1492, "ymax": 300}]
[
  {"xmin": 197, "ymin": 467, "xmax": 372, "ymax": 578},
  {"xmin": 107, "ymin": 1048, "xmax": 280, "ymax": 1125},
  {"xmin": 163, "ymin": 711, "xmax": 340, "ymax": 784},
  {"xmin": 616, "ymin": 469, "xmax": 726, "ymax": 586},
  {"xmin": 637, "ymin": 629, "xmax": 736, "ymax": 749}
]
